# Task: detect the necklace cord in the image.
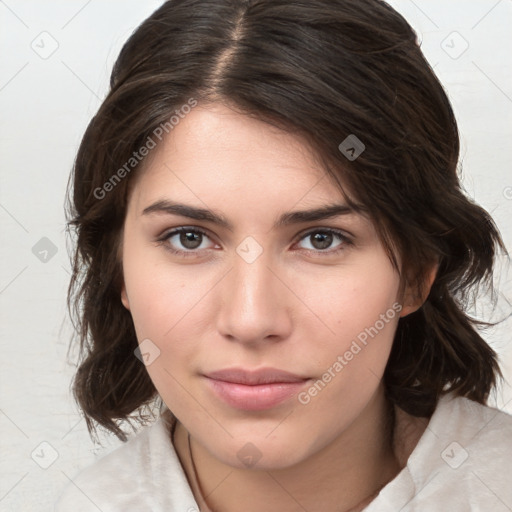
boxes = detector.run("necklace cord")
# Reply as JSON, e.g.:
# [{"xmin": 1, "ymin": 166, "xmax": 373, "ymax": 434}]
[
  {"xmin": 184, "ymin": 429, "xmax": 387, "ymax": 512},
  {"xmin": 176, "ymin": 400, "xmax": 396, "ymax": 512}
]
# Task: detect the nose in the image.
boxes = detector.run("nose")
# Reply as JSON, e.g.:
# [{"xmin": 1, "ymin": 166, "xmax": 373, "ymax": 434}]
[{"xmin": 216, "ymin": 250, "xmax": 293, "ymax": 345}]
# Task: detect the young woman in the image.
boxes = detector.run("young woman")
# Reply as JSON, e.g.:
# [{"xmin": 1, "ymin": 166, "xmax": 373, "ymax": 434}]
[{"xmin": 56, "ymin": 0, "xmax": 512, "ymax": 510}]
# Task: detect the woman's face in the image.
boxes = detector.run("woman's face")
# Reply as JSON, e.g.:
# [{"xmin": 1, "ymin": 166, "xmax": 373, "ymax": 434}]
[{"xmin": 120, "ymin": 102, "xmax": 409, "ymax": 470}]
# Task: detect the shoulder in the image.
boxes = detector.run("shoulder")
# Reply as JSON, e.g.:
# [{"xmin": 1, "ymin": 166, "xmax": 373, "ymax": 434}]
[
  {"xmin": 54, "ymin": 416, "xmax": 198, "ymax": 512},
  {"xmin": 431, "ymin": 393, "xmax": 512, "ymax": 457},
  {"xmin": 407, "ymin": 393, "xmax": 512, "ymax": 510},
  {"xmin": 369, "ymin": 393, "xmax": 512, "ymax": 512}
]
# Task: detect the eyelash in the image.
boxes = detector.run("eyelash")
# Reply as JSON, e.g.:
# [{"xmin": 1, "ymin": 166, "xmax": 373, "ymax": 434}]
[{"xmin": 156, "ymin": 226, "xmax": 353, "ymax": 259}]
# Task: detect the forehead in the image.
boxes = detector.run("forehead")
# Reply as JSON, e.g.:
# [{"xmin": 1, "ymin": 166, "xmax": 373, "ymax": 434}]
[{"xmin": 128, "ymin": 103, "xmax": 351, "ymax": 213}]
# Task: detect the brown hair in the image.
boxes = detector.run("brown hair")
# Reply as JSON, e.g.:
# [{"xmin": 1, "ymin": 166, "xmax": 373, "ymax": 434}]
[{"xmin": 65, "ymin": 0, "xmax": 506, "ymax": 442}]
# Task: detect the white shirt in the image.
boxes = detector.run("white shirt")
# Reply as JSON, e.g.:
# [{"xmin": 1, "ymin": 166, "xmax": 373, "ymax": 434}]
[{"xmin": 54, "ymin": 393, "xmax": 512, "ymax": 511}]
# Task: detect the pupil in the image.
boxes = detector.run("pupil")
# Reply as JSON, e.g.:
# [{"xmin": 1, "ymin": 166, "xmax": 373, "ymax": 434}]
[
  {"xmin": 312, "ymin": 232, "xmax": 332, "ymax": 250},
  {"xmin": 180, "ymin": 231, "xmax": 201, "ymax": 249}
]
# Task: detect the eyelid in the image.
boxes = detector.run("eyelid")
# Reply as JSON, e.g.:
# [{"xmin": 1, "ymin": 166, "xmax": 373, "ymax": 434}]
[
  {"xmin": 294, "ymin": 226, "xmax": 354, "ymax": 244},
  {"xmin": 157, "ymin": 225, "xmax": 218, "ymax": 245},
  {"xmin": 292, "ymin": 227, "xmax": 353, "ymax": 255}
]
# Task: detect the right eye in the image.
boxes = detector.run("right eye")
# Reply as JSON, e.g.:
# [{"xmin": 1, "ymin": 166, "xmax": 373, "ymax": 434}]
[{"xmin": 156, "ymin": 227, "xmax": 218, "ymax": 257}]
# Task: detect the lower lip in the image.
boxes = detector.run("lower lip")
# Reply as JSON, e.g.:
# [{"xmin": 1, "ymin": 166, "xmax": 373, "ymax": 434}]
[{"xmin": 205, "ymin": 377, "xmax": 309, "ymax": 411}]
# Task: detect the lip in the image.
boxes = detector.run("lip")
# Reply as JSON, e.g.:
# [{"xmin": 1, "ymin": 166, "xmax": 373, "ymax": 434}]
[
  {"xmin": 205, "ymin": 367, "xmax": 309, "ymax": 385},
  {"xmin": 203, "ymin": 367, "xmax": 311, "ymax": 411}
]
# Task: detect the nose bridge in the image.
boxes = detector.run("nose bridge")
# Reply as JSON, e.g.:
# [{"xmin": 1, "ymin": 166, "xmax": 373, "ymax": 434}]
[{"xmin": 216, "ymin": 248, "xmax": 291, "ymax": 343}]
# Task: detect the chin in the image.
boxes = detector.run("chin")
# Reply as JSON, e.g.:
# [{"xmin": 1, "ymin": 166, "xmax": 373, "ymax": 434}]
[{"xmin": 208, "ymin": 432, "xmax": 313, "ymax": 471}]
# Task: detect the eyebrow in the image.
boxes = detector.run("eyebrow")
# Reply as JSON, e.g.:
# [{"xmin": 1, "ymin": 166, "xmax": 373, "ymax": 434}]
[{"xmin": 142, "ymin": 199, "xmax": 361, "ymax": 231}]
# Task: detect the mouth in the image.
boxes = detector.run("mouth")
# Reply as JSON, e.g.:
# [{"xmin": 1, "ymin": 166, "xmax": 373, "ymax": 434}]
[{"xmin": 203, "ymin": 367, "xmax": 311, "ymax": 411}]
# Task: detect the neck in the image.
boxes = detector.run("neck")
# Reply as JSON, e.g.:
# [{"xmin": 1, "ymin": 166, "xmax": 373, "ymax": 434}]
[{"xmin": 172, "ymin": 385, "xmax": 422, "ymax": 512}]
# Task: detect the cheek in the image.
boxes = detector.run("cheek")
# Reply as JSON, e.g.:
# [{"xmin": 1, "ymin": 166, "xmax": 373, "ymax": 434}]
[
  {"xmin": 296, "ymin": 252, "xmax": 401, "ymax": 398},
  {"xmin": 123, "ymin": 255, "xmax": 219, "ymax": 411},
  {"xmin": 127, "ymin": 270, "xmax": 208, "ymax": 346},
  {"xmin": 330, "ymin": 278, "xmax": 399, "ymax": 351},
  {"xmin": 298, "ymin": 252, "xmax": 400, "ymax": 345},
  {"xmin": 122, "ymin": 257, "xmax": 210, "ymax": 416},
  {"xmin": 122, "ymin": 233, "xmax": 204, "ymax": 338}
]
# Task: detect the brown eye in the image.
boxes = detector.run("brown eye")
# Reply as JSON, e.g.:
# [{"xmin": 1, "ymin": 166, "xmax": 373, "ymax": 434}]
[
  {"xmin": 310, "ymin": 232, "xmax": 333, "ymax": 250},
  {"xmin": 158, "ymin": 227, "xmax": 216, "ymax": 256},
  {"xmin": 296, "ymin": 229, "xmax": 351, "ymax": 254},
  {"xmin": 179, "ymin": 230, "xmax": 203, "ymax": 250}
]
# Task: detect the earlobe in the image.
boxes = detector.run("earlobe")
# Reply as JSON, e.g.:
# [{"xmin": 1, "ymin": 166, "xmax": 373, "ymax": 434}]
[
  {"xmin": 121, "ymin": 285, "xmax": 130, "ymax": 310},
  {"xmin": 399, "ymin": 263, "xmax": 438, "ymax": 318}
]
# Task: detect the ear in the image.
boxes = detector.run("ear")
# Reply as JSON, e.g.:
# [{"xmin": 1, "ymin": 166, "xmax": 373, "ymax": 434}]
[
  {"xmin": 400, "ymin": 263, "xmax": 438, "ymax": 318},
  {"xmin": 121, "ymin": 284, "xmax": 130, "ymax": 310}
]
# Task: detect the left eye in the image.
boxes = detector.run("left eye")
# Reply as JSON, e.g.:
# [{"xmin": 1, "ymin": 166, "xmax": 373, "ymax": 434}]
[{"xmin": 296, "ymin": 229, "xmax": 348, "ymax": 252}]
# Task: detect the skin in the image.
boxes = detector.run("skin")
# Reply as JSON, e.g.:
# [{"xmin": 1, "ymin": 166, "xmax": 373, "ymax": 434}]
[{"xmin": 120, "ymin": 102, "xmax": 435, "ymax": 512}]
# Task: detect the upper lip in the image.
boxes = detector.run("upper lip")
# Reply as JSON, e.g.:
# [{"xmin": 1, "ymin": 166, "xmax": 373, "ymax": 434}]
[{"xmin": 204, "ymin": 367, "xmax": 309, "ymax": 385}]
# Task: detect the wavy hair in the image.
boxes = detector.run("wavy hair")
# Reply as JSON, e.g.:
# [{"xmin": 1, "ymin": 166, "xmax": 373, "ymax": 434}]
[{"xmin": 65, "ymin": 0, "xmax": 506, "ymax": 441}]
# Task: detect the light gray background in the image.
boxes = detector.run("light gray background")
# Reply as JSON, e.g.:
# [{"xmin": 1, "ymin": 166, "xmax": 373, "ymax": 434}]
[{"xmin": 1, "ymin": 1, "xmax": 511, "ymax": 510}]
